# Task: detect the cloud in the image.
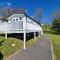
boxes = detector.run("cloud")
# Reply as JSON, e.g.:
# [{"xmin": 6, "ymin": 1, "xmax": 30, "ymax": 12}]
[
  {"xmin": 7, "ymin": 2, "xmax": 11, "ymax": 6},
  {"xmin": 0, "ymin": 2, "xmax": 12, "ymax": 7}
]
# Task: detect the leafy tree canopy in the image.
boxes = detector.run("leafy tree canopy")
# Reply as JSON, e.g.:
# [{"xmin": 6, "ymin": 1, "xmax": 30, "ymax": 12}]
[{"xmin": 52, "ymin": 19, "xmax": 60, "ymax": 34}]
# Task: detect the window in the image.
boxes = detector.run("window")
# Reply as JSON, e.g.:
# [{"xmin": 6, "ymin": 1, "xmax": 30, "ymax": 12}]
[
  {"xmin": 19, "ymin": 17, "xmax": 22, "ymax": 20},
  {"xmin": 13, "ymin": 19, "xmax": 15, "ymax": 21},
  {"xmin": 16, "ymin": 18, "xmax": 18, "ymax": 21}
]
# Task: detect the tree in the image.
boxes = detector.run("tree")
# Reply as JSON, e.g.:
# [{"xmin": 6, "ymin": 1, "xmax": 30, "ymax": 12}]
[
  {"xmin": 54, "ymin": 10, "xmax": 60, "ymax": 19},
  {"xmin": 52, "ymin": 10, "xmax": 60, "ymax": 34},
  {"xmin": 52, "ymin": 19, "xmax": 60, "ymax": 34},
  {"xmin": 13, "ymin": 8, "xmax": 26, "ymax": 14},
  {"xmin": 0, "ymin": 6, "xmax": 14, "ymax": 19},
  {"xmin": 34, "ymin": 8, "xmax": 42, "ymax": 25},
  {"xmin": 0, "ymin": 6, "xmax": 26, "ymax": 20}
]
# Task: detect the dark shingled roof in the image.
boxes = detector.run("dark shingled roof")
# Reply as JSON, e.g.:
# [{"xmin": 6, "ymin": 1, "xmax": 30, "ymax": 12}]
[{"xmin": 24, "ymin": 14, "xmax": 41, "ymax": 25}]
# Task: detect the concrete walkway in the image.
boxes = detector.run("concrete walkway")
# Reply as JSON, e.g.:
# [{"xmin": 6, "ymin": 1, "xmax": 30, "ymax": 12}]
[{"xmin": 8, "ymin": 35, "xmax": 52, "ymax": 60}]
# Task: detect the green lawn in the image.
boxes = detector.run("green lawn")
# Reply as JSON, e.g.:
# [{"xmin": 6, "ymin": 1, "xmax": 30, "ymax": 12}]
[
  {"xmin": 0, "ymin": 36, "xmax": 23, "ymax": 60},
  {"xmin": 48, "ymin": 34, "xmax": 60, "ymax": 60},
  {"xmin": 0, "ymin": 34, "xmax": 40, "ymax": 60},
  {"xmin": 42, "ymin": 25, "xmax": 60, "ymax": 60}
]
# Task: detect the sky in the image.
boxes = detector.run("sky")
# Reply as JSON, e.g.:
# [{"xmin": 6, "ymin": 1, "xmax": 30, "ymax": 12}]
[{"xmin": 0, "ymin": 0, "xmax": 60, "ymax": 24}]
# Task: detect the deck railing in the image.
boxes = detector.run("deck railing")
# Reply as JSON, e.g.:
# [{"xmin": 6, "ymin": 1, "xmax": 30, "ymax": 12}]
[
  {"xmin": 7, "ymin": 21, "xmax": 23, "ymax": 31},
  {"xmin": 0, "ymin": 21, "xmax": 23, "ymax": 32}
]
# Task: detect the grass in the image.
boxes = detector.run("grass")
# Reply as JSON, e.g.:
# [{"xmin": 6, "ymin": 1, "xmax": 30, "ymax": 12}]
[
  {"xmin": 42, "ymin": 25, "xmax": 60, "ymax": 60},
  {"xmin": 0, "ymin": 34, "xmax": 41, "ymax": 60},
  {"xmin": 48, "ymin": 34, "xmax": 60, "ymax": 60},
  {"xmin": 0, "ymin": 36, "xmax": 23, "ymax": 60}
]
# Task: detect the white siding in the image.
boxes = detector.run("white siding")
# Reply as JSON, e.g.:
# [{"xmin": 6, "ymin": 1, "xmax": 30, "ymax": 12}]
[
  {"xmin": 27, "ymin": 17, "xmax": 40, "ymax": 27},
  {"xmin": 26, "ymin": 22, "xmax": 42, "ymax": 31},
  {"xmin": 0, "ymin": 22, "xmax": 7, "ymax": 32},
  {"xmin": 7, "ymin": 21, "xmax": 23, "ymax": 31},
  {"xmin": 0, "ymin": 15, "xmax": 43, "ymax": 34}
]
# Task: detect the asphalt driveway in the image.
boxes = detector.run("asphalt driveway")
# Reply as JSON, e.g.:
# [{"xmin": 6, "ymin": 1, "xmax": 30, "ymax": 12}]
[{"xmin": 8, "ymin": 35, "xmax": 52, "ymax": 60}]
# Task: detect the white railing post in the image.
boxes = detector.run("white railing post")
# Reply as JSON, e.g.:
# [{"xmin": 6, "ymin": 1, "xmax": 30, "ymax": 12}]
[
  {"xmin": 39, "ymin": 32, "xmax": 40, "ymax": 38},
  {"xmin": 5, "ymin": 22, "xmax": 7, "ymax": 39},
  {"xmin": 24, "ymin": 32, "xmax": 26, "ymax": 49},
  {"xmin": 5, "ymin": 32, "xmax": 7, "ymax": 39},
  {"xmin": 23, "ymin": 17, "xmax": 26, "ymax": 50},
  {"xmin": 34, "ymin": 32, "xmax": 36, "ymax": 41}
]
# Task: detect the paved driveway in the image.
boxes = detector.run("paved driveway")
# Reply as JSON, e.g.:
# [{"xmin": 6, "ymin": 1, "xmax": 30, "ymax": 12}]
[{"xmin": 8, "ymin": 35, "xmax": 52, "ymax": 60}]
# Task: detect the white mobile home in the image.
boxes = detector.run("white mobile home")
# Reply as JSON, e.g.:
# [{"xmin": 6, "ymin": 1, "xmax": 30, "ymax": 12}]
[{"xmin": 0, "ymin": 14, "xmax": 43, "ymax": 49}]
